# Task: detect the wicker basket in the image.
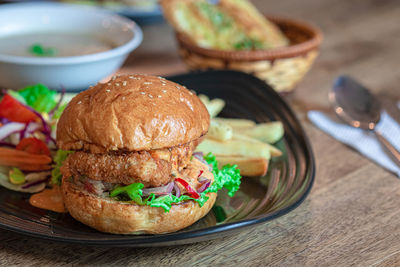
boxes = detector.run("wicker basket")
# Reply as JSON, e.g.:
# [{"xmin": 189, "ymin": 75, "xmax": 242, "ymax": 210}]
[{"xmin": 176, "ymin": 16, "xmax": 323, "ymax": 93}]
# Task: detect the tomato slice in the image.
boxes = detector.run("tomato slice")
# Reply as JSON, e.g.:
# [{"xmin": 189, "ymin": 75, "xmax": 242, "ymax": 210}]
[
  {"xmin": 175, "ymin": 178, "xmax": 200, "ymax": 199},
  {"xmin": 16, "ymin": 137, "xmax": 50, "ymax": 156},
  {"xmin": 0, "ymin": 94, "xmax": 38, "ymax": 123}
]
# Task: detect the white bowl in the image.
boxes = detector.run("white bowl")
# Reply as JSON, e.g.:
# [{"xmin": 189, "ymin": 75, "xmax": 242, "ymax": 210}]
[{"xmin": 0, "ymin": 2, "xmax": 143, "ymax": 91}]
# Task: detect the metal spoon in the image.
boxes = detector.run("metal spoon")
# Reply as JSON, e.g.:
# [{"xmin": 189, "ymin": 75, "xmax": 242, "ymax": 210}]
[{"xmin": 329, "ymin": 75, "xmax": 400, "ymax": 166}]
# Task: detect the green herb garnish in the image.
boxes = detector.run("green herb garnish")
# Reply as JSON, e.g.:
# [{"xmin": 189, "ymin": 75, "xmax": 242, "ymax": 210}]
[
  {"xmin": 234, "ymin": 37, "xmax": 264, "ymax": 50},
  {"xmin": 29, "ymin": 44, "xmax": 57, "ymax": 57},
  {"xmin": 197, "ymin": 2, "xmax": 232, "ymax": 30}
]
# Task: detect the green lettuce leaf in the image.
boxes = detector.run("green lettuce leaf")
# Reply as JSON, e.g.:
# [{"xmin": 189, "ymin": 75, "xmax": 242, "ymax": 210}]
[
  {"xmin": 110, "ymin": 183, "xmax": 144, "ymax": 204},
  {"xmin": 204, "ymin": 152, "xmax": 241, "ymax": 196},
  {"xmin": 52, "ymin": 103, "xmax": 67, "ymax": 120},
  {"xmin": 146, "ymin": 193, "xmax": 210, "ymax": 212},
  {"xmin": 146, "ymin": 194, "xmax": 178, "ymax": 212},
  {"xmin": 110, "ymin": 153, "xmax": 241, "ymax": 212},
  {"xmin": 51, "ymin": 150, "xmax": 74, "ymax": 185},
  {"xmin": 18, "ymin": 84, "xmax": 57, "ymax": 113}
]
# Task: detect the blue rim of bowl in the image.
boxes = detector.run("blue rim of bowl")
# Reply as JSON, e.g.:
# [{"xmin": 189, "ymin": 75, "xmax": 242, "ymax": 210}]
[{"xmin": 0, "ymin": 2, "xmax": 143, "ymax": 65}]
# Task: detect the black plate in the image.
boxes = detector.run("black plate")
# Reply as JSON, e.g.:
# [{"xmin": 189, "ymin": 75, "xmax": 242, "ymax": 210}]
[{"xmin": 0, "ymin": 70, "xmax": 315, "ymax": 247}]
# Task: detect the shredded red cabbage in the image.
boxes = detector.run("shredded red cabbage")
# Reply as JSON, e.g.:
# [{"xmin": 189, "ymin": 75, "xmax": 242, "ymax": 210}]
[
  {"xmin": 48, "ymin": 87, "xmax": 65, "ymax": 118},
  {"xmin": 19, "ymin": 123, "xmax": 29, "ymax": 140},
  {"xmin": 21, "ymin": 103, "xmax": 56, "ymax": 145},
  {"xmin": 0, "ymin": 141, "xmax": 16, "ymax": 148}
]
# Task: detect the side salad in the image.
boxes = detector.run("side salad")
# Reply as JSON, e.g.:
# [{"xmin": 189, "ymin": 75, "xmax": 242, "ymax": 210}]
[{"xmin": 0, "ymin": 84, "xmax": 72, "ymax": 193}]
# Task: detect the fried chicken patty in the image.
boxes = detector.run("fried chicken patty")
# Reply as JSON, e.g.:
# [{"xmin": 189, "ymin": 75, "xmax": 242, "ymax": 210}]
[{"xmin": 61, "ymin": 139, "xmax": 199, "ymax": 187}]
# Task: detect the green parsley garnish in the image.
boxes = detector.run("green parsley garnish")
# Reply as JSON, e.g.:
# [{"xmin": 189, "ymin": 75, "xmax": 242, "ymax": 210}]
[{"xmin": 29, "ymin": 44, "xmax": 57, "ymax": 57}]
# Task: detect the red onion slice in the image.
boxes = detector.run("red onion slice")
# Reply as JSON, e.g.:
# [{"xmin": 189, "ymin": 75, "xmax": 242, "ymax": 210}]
[
  {"xmin": 0, "ymin": 118, "xmax": 10, "ymax": 124},
  {"xmin": 193, "ymin": 152, "xmax": 206, "ymax": 164},
  {"xmin": 142, "ymin": 182, "xmax": 174, "ymax": 196},
  {"xmin": 173, "ymin": 182, "xmax": 181, "ymax": 198},
  {"xmin": 0, "ymin": 122, "xmax": 26, "ymax": 140},
  {"xmin": 193, "ymin": 152, "xmax": 213, "ymax": 171},
  {"xmin": 198, "ymin": 176, "xmax": 209, "ymax": 183},
  {"xmin": 197, "ymin": 179, "xmax": 211, "ymax": 193},
  {"xmin": 21, "ymin": 175, "xmax": 50, "ymax": 189},
  {"xmin": 26, "ymin": 122, "xmax": 41, "ymax": 135},
  {"xmin": 193, "ymin": 152, "xmax": 203, "ymax": 158}
]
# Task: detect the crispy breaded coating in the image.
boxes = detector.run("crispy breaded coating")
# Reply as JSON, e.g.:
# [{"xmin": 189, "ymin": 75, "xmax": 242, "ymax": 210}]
[{"xmin": 61, "ymin": 139, "xmax": 199, "ymax": 187}]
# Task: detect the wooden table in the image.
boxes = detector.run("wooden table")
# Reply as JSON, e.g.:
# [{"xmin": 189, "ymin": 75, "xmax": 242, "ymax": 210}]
[{"xmin": 1, "ymin": 0, "xmax": 400, "ymax": 266}]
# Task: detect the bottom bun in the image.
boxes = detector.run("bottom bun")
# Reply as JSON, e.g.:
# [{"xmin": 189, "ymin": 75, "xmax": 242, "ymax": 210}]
[{"xmin": 62, "ymin": 177, "xmax": 217, "ymax": 234}]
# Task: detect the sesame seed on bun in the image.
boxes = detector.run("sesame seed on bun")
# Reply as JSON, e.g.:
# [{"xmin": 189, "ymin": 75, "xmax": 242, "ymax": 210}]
[{"xmin": 57, "ymin": 74, "xmax": 210, "ymax": 153}]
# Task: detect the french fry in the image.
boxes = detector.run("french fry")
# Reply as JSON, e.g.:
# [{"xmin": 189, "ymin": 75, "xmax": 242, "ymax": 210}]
[
  {"xmin": 199, "ymin": 95, "xmax": 225, "ymax": 118},
  {"xmin": 236, "ymin": 121, "xmax": 284, "ymax": 144},
  {"xmin": 232, "ymin": 133, "xmax": 282, "ymax": 157},
  {"xmin": 216, "ymin": 156, "xmax": 269, "ymax": 177},
  {"xmin": 208, "ymin": 98, "xmax": 225, "ymax": 118},
  {"xmin": 196, "ymin": 137, "xmax": 271, "ymax": 160},
  {"xmin": 212, "ymin": 118, "xmax": 256, "ymax": 129},
  {"xmin": 207, "ymin": 120, "xmax": 233, "ymax": 141},
  {"xmin": 198, "ymin": 94, "xmax": 210, "ymax": 104}
]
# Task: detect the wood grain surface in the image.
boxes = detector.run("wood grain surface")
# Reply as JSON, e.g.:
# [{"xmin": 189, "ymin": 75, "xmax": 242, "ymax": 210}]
[{"xmin": 1, "ymin": 0, "xmax": 400, "ymax": 266}]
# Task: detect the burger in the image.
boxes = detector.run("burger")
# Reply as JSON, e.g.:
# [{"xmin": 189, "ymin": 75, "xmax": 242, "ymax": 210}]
[{"xmin": 56, "ymin": 74, "xmax": 240, "ymax": 234}]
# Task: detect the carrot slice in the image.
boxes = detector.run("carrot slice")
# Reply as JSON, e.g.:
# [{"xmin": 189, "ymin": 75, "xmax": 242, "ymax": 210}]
[
  {"xmin": 0, "ymin": 147, "xmax": 52, "ymax": 169},
  {"xmin": 17, "ymin": 165, "xmax": 52, "ymax": 171}
]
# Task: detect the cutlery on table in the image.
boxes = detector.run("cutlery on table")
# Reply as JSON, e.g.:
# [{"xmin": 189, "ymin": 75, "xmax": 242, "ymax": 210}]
[{"xmin": 329, "ymin": 75, "xmax": 400, "ymax": 166}]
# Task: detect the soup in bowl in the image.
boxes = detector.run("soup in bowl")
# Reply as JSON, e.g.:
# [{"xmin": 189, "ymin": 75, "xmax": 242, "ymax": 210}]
[{"xmin": 0, "ymin": 2, "xmax": 143, "ymax": 91}]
